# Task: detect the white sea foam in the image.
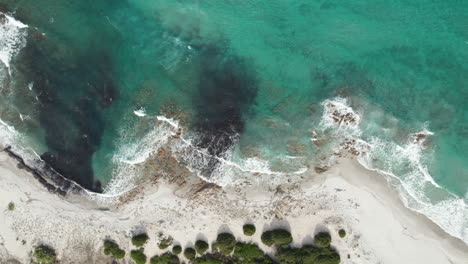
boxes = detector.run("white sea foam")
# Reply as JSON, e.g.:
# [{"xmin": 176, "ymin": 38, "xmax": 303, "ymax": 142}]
[
  {"xmin": 154, "ymin": 116, "xmax": 308, "ymax": 184},
  {"xmin": 102, "ymin": 113, "xmax": 308, "ymax": 196},
  {"xmin": 103, "ymin": 116, "xmax": 179, "ymax": 196},
  {"xmin": 133, "ymin": 107, "xmax": 147, "ymax": 117},
  {"xmin": 0, "ymin": 119, "xmax": 46, "ymax": 172},
  {"xmin": 0, "ymin": 119, "xmax": 21, "ymax": 149},
  {"xmin": 0, "ymin": 13, "xmax": 28, "ymax": 74},
  {"xmin": 318, "ymin": 97, "xmax": 468, "ymax": 242},
  {"xmin": 320, "ymin": 97, "xmax": 361, "ymax": 132},
  {"xmin": 156, "ymin": 115, "xmax": 179, "ymax": 128},
  {"xmin": 0, "ymin": 14, "xmax": 33, "ymax": 158},
  {"xmin": 80, "ymin": 96, "xmax": 468, "ymax": 244}
]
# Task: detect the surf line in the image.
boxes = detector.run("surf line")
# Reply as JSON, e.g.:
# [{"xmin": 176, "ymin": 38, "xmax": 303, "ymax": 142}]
[
  {"xmin": 156, "ymin": 116, "xmax": 308, "ymax": 178},
  {"xmin": 1, "ymin": 146, "xmax": 93, "ymax": 196}
]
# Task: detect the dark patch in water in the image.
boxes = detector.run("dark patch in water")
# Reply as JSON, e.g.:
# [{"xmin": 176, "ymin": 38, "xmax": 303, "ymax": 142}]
[
  {"xmin": 16, "ymin": 34, "xmax": 118, "ymax": 192},
  {"xmin": 192, "ymin": 47, "xmax": 257, "ymax": 175},
  {"xmin": 0, "ymin": 3, "xmax": 10, "ymax": 13},
  {"xmin": 151, "ymin": 11, "xmax": 257, "ymax": 175}
]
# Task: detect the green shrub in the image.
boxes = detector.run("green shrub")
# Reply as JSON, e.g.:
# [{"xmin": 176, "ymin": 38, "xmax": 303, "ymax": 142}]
[
  {"xmin": 103, "ymin": 240, "xmax": 125, "ymax": 259},
  {"xmin": 33, "ymin": 245, "xmax": 56, "ymax": 264},
  {"xmin": 172, "ymin": 245, "xmax": 182, "ymax": 255},
  {"xmin": 131, "ymin": 248, "xmax": 147, "ymax": 264},
  {"xmin": 276, "ymin": 245, "xmax": 321, "ymax": 264},
  {"xmin": 233, "ymin": 242, "xmax": 272, "ymax": 263},
  {"xmin": 150, "ymin": 252, "xmax": 180, "ymax": 264},
  {"xmin": 242, "ymin": 224, "xmax": 256, "ymax": 236},
  {"xmin": 314, "ymin": 232, "xmax": 332, "ymax": 248},
  {"xmin": 7, "ymin": 202, "xmax": 14, "ymax": 211},
  {"xmin": 315, "ymin": 252, "xmax": 340, "ymax": 264},
  {"xmin": 338, "ymin": 229, "xmax": 346, "ymax": 238},
  {"xmin": 195, "ymin": 240, "xmax": 209, "ymax": 254},
  {"xmin": 275, "ymin": 246, "xmax": 303, "ymax": 264},
  {"xmin": 261, "ymin": 231, "xmax": 274, "ymax": 246},
  {"xmin": 214, "ymin": 233, "xmax": 236, "ymax": 255},
  {"xmin": 158, "ymin": 234, "xmax": 173, "ymax": 249},
  {"xmin": 194, "ymin": 254, "xmax": 223, "ymax": 264},
  {"xmin": 261, "ymin": 229, "xmax": 292, "ymax": 246},
  {"xmin": 132, "ymin": 233, "xmax": 149, "ymax": 247},
  {"xmin": 184, "ymin": 248, "xmax": 196, "ymax": 261}
]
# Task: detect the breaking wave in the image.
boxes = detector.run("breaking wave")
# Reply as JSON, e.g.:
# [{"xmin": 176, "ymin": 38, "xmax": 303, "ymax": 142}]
[
  {"xmin": 317, "ymin": 97, "xmax": 467, "ymax": 242},
  {"xmin": 0, "ymin": 11, "xmax": 465, "ymax": 244},
  {"xmin": 0, "ymin": 13, "xmax": 36, "ymax": 164},
  {"xmin": 102, "ymin": 111, "xmax": 308, "ymax": 198},
  {"xmin": 0, "ymin": 13, "xmax": 28, "ymax": 73}
]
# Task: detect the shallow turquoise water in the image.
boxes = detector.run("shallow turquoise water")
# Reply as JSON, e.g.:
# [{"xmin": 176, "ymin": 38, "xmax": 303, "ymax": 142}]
[{"xmin": 0, "ymin": 0, "xmax": 467, "ymax": 240}]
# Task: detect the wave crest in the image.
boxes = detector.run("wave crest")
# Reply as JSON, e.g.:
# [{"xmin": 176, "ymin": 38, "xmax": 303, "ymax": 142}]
[{"xmin": 0, "ymin": 13, "xmax": 28, "ymax": 74}]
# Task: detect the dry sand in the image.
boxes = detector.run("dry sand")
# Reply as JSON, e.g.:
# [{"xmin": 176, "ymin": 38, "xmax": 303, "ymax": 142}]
[{"xmin": 0, "ymin": 151, "xmax": 466, "ymax": 264}]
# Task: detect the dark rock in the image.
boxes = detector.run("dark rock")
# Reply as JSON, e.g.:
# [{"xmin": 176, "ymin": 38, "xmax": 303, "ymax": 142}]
[{"xmin": 0, "ymin": 13, "xmax": 6, "ymax": 25}]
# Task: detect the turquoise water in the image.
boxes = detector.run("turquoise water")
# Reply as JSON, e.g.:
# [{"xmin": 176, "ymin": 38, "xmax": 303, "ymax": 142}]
[{"xmin": 0, "ymin": 0, "xmax": 466, "ymax": 240}]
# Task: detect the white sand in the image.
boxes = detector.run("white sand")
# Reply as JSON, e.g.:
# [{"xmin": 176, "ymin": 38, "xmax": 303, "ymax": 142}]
[{"xmin": 0, "ymin": 151, "xmax": 466, "ymax": 264}]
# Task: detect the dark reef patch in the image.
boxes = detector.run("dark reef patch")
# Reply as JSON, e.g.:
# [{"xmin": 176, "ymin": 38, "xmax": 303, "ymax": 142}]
[
  {"xmin": 191, "ymin": 47, "xmax": 257, "ymax": 175},
  {"xmin": 15, "ymin": 33, "xmax": 118, "ymax": 192}
]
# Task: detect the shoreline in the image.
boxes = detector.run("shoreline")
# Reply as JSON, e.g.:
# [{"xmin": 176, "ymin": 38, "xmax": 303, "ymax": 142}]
[
  {"xmin": 1, "ymin": 146, "xmax": 99, "ymax": 196},
  {"xmin": 335, "ymin": 158, "xmax": 468, "ymax": 261},
  {"xmin": 0, "ymin": 151, "xmax": 467, "ymax": 263}
]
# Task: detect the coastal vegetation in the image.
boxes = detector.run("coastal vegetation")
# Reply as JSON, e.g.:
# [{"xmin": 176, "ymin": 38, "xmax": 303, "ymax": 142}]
[
  {"xmin": 338, "ymin": 229, "xmax": 346, "ymax": 238},
  {"xmin": 172, "ymin": 245, "xmax": 182, "ymax": 255},
  {"xmin": 242, "ymin": 224, "xmax": 256, "ymax": 236},
  {"xmin": 183, "ymin": 247, "xmax": 196, "ymax": 261},
  {"xmin": 130, "ymin": 247, "xmax": 147, "ymax": 264},
  {"xmin": 100, "ymin": 224, "xmax": 341, "ymax": 264},
  {"xmin": 103, "ymin": 240, "xmax": 125, "ymax": 259},
  {"xmin": 158, "ymin": 234, "xmax": 174, "ymax": 249},
  {"xmin": 7, "ymin": 201, "xmax": 15, "ymax": 211},
  {"xmin": 33, "ymin": 245, "xmax": 56, "ymax": 264},
  {"xmin": 276, "ymin": 244, "xmax": 340, "ymax": 264},
  {"xmin": 193, "ymin": 253, "xmax": 224, "ymax": 264},
  {"xmin": 214, "ymin": 233, "xmax": 236, "ymax": 255},
  {"xmin": 195, "ymin": 240, "xmax": 209, "ymax": 254},
  {"xmin": 314, "ymin": 232, "xmax": 332, "ymax": 248},
  {"xmin": 233, "ymin": 242, "xmax": 273, "ymax": 263},
  {"xmin": 261, "ymin": 229, "xmax": 293, "ymax": 246},
  {"xmin": 132, "ymin": 233, "xmax": 149, "ymax": 247},
  {"xmin": 150, "ymin": 252, "xmax": 180, "ymax": 264}
]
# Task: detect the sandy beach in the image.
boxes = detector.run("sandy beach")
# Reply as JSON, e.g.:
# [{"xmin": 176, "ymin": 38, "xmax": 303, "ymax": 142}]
[{"xmin": 0, "ymin": 150, "xmax": 467, "ymax": 264}]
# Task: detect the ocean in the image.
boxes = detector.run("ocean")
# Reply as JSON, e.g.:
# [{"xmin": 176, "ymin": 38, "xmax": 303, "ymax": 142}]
[{"xmin": 0, "ymin": 0, "xmax": 466, "ymax": 241}]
